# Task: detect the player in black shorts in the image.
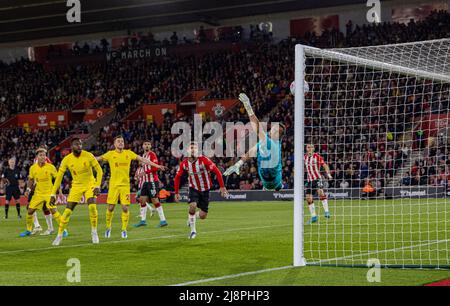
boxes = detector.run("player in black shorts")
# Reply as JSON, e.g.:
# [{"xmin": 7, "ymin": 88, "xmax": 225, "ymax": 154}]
[
  {"xmin": 305, "ymin": 179, "xmax": 324, "ymax": 196},
  {"xmin": 187, "ymin": 188, "xmax": 210, "ymax": 213},
  {"xmin": 133, "ymin": 140, "xmax": 168, "ymax": 228},
  {"xmin": 173, "ymin": 143, "xmax": 228, "ymax": 239},
  {"xmin": 2, "ymin": 158, "xmax": 23, "ymax": 219}
]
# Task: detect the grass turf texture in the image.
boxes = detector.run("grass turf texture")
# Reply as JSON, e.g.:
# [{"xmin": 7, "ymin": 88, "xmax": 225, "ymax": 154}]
[{"xmin": 0, "ymin": 200, "xmax": 448, "ymax": 286}]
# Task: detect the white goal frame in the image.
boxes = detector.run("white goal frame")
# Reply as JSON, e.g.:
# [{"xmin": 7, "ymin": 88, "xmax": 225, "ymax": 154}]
[{"xmin": 293, "ymin": 40, "xmax": 450, "ymax": 268}]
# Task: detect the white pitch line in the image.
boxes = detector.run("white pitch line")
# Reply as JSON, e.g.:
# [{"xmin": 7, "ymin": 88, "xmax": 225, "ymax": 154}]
[
  {"xmin": 170, "ymin": 239, "xmax": 450, "ymax": 286},
  {"xmin": 0, "ymin": 224, "xmax": 289, "ymax": 255},
  {"xmin": 171, "ymin": 266, "xmax": 295, "ymax": 286}
]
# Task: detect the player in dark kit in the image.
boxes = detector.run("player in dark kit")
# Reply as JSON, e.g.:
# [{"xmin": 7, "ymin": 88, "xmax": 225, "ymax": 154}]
[
  {"xmin": 2, "ymin": 157, "xmax": 23, "ymax": 219},
  {"xmin": 174, "ymin": 142, "xmax": 228, "ymax": 239}
]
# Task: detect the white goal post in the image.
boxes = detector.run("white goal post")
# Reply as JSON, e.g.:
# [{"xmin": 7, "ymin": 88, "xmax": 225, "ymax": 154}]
[{"xmin": 294, "ymin": 39, "xmax": 450, "ymax": 268}]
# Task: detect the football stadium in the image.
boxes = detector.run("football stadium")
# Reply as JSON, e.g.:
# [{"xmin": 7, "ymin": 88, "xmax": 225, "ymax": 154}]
[{"xmin": 0, "ymin": 0, "xmax": 449, "ymax": 289}]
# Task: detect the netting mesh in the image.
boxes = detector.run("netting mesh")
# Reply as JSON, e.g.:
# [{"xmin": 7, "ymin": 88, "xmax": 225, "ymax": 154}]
[
  {"xmin": 299, "ymin": 39, "xmax": 450, "ymax": 268},
  {"xmin": 334, "ymin": 39, "xmax": 450, "ymax": 80}
]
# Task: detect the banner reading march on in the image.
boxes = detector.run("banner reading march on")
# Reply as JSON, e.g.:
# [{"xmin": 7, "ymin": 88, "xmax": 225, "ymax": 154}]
[{"xmin": 106, "ymin": 47, "xmax": 168, "ymax": 61}]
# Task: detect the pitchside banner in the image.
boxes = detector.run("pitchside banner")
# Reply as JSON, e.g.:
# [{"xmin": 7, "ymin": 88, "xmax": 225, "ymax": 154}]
[
  {"xmin": 176, "ymin": 188, "xmax": 362, "ymax": 202},
  {"xmin": 2, "ymin": 187, "xmax": 446, "ymax": 206},
  {"xmin": 384, "ymin": 186, "xmax": 446, "ymax": 198}
]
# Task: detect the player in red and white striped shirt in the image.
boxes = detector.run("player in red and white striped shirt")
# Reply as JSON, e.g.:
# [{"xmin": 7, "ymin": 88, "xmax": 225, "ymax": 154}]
[
  {"xmin": 174, "ymin": 142, "xmax": 228, "ymax": 239},
  {"xmin": 304, "ymin": 144, "xmax": 333, "ymax": 223},
  {"xmin": 133, "ymin": 140, "xmax": 168, "ymax": 228},
  {"xmin": 134, "ymin": 166, "xmax": 154, "ymax": 217}
]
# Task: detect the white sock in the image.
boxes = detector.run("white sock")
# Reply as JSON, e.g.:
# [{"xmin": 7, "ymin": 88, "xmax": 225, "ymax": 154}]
[
  {"xmin": 156, "ymin": 206, "xmax": 166, "ymax": 222},
  {"xmin": 33, "ymin": 212, "xmax": 41, "ymax": 228},
  {"xmin": 140, "ymin": 205, "xmax": 147, "ymax": 221},
  {"xmin": 321, "ymin": 199, "xmax": 329, "ymax": 213},
  {"xmin": 189, "ymin": 214, "xmax": 196, "ymax": 233},
  {"xmin": 308, "ymin": 203, "xmax": 317, "ymax": 217},
  {"xmin": 45, "ymin": 214, "xmax": 53, "ymax": 231}
]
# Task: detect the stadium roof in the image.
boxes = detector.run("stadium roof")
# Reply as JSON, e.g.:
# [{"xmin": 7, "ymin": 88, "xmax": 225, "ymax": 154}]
[{"xmin": 0, "ymin": 0, "xmax": 363, "ymax": 45}]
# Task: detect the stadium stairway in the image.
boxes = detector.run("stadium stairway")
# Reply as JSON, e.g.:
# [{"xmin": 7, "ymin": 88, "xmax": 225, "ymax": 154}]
[
  {"xmin": 83, "ymin": 108, "xmax": 117, "ymax": 150},
  {"xmin": 387, "ymin": 150, "xmax": 422, "ymax": 187}
]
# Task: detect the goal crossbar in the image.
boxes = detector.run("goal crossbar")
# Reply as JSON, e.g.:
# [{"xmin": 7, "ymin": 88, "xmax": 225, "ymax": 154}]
[{"xmin": 303, "ymin": 41, "xmax": 450, "ymax": 83}]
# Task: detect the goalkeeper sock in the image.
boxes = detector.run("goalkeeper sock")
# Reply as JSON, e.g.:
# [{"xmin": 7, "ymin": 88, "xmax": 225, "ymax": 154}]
[
  {"xmin": 106, "ymin": 209, "xmax": 114, "ymax": 229},
  {"xmin": 4, "ymin": 204, "xmax": 9, "ymax": 218},
  {"xmin": 58, "ymin": 208, "xmax": 73, "ymax": 236},
  {"xmin": 121, "ymin": 211, "xmax": 129, "ymax": 231},
  {"xmin": 308, "ymin": 203, "xmax": 317, "ymax": 217},
  {"xmin": 88, "ymin": 204, "xmax": 98, "ymax": 231},
  {"xmin": 26, "ymin": 214, "xmax": 34, "ymax": 232}
]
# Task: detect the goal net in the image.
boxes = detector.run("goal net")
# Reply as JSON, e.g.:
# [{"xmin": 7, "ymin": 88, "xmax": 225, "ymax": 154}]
[{"xmin": 294, "ymin": 39, "xmax": 450, "ymax": 268}]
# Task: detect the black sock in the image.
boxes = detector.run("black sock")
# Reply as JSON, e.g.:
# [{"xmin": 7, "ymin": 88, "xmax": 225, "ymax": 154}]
[
  {"xmin": 16, "ymin": 204, "xmax": 21, "ymax": 217},
  {"xmin": 5, "ymin": 204, "xmax": 9, "ymax": 218}
]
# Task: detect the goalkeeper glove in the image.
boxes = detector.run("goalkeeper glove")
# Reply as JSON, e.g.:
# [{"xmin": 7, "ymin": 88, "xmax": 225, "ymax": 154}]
[
  {"xmin": 238, "ymin": 93, "xmax": 254, "ymax": 116},
  {"xmin": 224, "ymin": 160, "xmax": 244, "ymax": 176}
]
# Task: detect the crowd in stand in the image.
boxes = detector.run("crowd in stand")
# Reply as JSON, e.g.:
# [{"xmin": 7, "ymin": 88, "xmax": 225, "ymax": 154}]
[
  {"xmin": 401, "ymin": 136, "xmax": 450, "ymax": 187},
  {"xmin": 0, "ymin": 127, "xmax": 70, "ymax": 196},
  {"xmin": 1, "ymin": 10, "xmax": 448, "ymax": 119},
  {"xmin": 1, "ymin": 10, "xmax": 449, "ymax": 193}
]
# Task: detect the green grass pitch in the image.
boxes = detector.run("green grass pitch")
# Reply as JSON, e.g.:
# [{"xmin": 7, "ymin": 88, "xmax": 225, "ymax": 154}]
[{"xmin": 0, "ymin": 200, "xmax": 448, "ymax": 286}]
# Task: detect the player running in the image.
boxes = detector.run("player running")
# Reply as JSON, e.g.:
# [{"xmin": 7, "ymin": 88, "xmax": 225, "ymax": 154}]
[
  {"xmin": 174, "ymin": 142, "xmax": 229, "ymax": 239},
  {"xmin": 224, "ymin": 93, "xmax": 284, "ymax": 191},
  {"xmin": 304, "ymin": 144, "xmax": 332, "ymax": 223},
  {"xmin": 133, "ymin": 140, "xmax": 168, "ymax": 228},
  {"xmin": 19, "ymin": 148, "xmax": 66, "ymax": 237},
  {"xmin": 96, "ymin": 136, "xmax": 166, "ymax": 239},
  {"xmin": 50, "ymin": 138, "xmax": 103, "ymax": 246}
]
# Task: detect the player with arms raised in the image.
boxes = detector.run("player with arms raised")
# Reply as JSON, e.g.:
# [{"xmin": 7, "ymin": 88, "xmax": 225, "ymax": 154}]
[
  {"xmin": 50, "ymin": 138, "xmax": 103, "ymax": 246},
  {"xmin": 224, "ymin": 93, "xmax": 284, "ymax": 191},
  {"xmin": 174, "ymin": 142, "xmax": 228, "ymax": 239},
  {"xmin": 304, "ymin": 144, "xmax": 332, "ymax": 223}
]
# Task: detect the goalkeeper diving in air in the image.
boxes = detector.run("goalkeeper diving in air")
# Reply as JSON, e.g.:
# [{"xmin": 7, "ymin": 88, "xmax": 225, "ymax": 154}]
[{"xmin": 224, "ymin": 93, "xmax": 284, "ymax": 191}]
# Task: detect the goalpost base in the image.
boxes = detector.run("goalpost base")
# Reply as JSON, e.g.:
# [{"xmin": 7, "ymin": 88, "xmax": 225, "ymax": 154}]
[{"xmin": 293, "ymin": 257, "xmax": 307, "ymax": 267}]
